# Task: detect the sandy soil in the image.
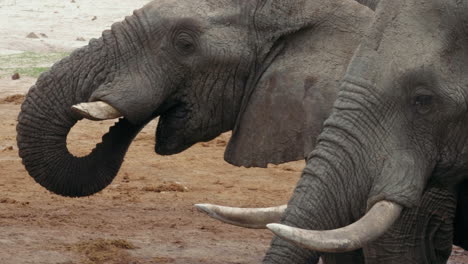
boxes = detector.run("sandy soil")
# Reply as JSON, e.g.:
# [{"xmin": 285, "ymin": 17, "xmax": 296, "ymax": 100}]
[
  {"xmin": 0, "ymin": 1, "xmax": 467, "ymax": 264},
  {"xmin": 0, "ymin": 0, "xmax": 151, "ymax": 55},
  {"xmin": 0, "ymin": 92, "xmax": 301, "ymax": 264}
]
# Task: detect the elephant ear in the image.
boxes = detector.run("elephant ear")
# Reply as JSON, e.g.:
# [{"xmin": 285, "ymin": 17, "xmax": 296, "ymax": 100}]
[
  {"xmin": 224, "ymin": 5, "xmax": 373, "ymax": 167},
  {"xmin": 454, "ymin": 180, "xmax": 468, "ymax": 250}
]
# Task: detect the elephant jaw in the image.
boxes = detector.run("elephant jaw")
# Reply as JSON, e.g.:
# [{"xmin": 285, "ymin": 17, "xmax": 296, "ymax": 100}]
[{"xmin": 72, "ymin": 101, "xmax": 123, "ymax": 121}]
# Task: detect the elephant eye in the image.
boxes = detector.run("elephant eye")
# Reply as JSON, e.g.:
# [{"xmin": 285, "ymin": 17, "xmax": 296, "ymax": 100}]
[
  {"xmin": 412, "ymin": 94, "xmax": 433, "ymax": 115},
  {"xmin": 174, "ymin": 32, "xmax": 197, "ymax": 55}
]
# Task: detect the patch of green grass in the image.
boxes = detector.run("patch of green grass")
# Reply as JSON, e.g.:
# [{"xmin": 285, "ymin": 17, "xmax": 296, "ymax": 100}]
[{"xmin": 0, "ymin": 51, "xmax": 70, "ymax": 78}]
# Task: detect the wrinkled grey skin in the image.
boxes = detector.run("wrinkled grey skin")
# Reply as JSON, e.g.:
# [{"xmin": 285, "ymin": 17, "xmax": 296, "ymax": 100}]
[{"xmin": 264, "ymin": 0, "xmax": 468, "ymax": 263}]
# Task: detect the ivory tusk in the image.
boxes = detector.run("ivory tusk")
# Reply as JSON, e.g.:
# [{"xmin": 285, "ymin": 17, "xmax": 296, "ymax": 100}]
[
  {"xmin": 71, "ymin": 101, "xmax": 123, "ymax": 121},
  {"xmin": 195, "ymin": 203, "xmax": 287, "ymax": 229},
  {"xmin": 267, "ymin": 200, "xmax": 402, "ymax": 253}
]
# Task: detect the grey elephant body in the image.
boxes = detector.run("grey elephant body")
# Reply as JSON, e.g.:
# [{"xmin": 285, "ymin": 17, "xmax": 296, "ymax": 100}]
[{"xmin": 15, "ymin": 0, "xmax": 468, "ymax": 263}]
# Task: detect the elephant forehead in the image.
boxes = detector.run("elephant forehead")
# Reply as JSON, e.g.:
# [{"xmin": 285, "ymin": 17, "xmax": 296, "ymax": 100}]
[
  {"xmin": 143, "ymin": 0, "xmax": 245, "ymax": 21},
  {"xmin": 345, "ymin": 0, "xmax": 466, "ymax": 85}
]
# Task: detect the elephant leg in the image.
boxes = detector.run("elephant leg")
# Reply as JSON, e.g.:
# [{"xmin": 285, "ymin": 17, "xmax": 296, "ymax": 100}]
[{"xmin": 364, "ymin": 183, "xmax": 456, "ymax": 264}]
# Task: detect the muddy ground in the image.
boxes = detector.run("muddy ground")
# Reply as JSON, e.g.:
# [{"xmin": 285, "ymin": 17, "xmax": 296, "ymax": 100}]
[
  {"xmin": 0, "ymin": 81, "xmax": 300, "ymax": 264},
  {"xmin": 0, "ymin": 1, "xmax": 467, "ymax": 263}
]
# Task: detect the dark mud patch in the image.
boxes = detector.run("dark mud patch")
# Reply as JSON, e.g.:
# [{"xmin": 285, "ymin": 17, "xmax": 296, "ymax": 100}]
[
  {"xmin": 0, "ymin": 94, "xmax": 25, "ymax": 105},
  {"xmin": 141, "ymin": 182, "xmax": 188, "ymax": 193}
]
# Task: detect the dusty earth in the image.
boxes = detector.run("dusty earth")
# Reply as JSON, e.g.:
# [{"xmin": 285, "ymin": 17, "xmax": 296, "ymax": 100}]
[{"xmin": 0, "ymin": 1, "xmax": 467, "ymax": 264}]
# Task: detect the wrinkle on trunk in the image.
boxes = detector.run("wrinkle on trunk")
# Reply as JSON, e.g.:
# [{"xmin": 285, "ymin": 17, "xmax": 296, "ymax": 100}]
[
  {"xmin": 264, "ymin": 125, "xmax": 371, "ymax": 263},
  {"xmin": 17, "ymin": 29, "xmax": 144, "ymax": 197}
]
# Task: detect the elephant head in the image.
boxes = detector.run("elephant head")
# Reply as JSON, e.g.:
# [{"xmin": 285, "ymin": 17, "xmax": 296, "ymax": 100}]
[
  {"xmin": 17, "ymin": 0, "xmax": 370, "ymax": 198},
  {"xmin": 199, "ymin": 0, "xmax": 468, "ymax": 263}
]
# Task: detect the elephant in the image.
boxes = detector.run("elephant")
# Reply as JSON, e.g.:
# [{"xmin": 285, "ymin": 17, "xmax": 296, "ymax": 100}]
[
  {"xmin": 198, "ymin": 0, "xmax": 468, "ymax": 263},
  {"xmin": 19, "ymin": 0, "xmax": 468, "ymax": 263},
  {"xmin": 16, "ymin": 0, "xmax": 372, "ymax": 196},
  {"xmin": 15, "ymin": 0, "xmax": 373, "ymax": 254}
]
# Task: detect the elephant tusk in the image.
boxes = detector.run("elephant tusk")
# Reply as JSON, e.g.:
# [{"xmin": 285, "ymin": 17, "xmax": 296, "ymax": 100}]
[
  {"xmin": 71, "ymin": 101, "xmax": 123, "ymax": 121},
  {"xmin": 195, "ymin": 203, "xmax": 287, "ymax": 229},
  {"xmin": 267, "ymin": 200, "xmax": 402, "ymax": 253}
]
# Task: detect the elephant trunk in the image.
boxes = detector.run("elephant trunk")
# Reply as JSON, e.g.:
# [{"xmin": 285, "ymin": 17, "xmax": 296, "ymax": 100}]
[
  {"xmin": 17, "ymin": 24, "xmax": 145, "ymax": 197},
  {"xmin": 264, "ymin": 121, "xmax": 374, "ymax": 263},
  {"xmin": 264, "ymin": 98, "xmax": 431, "ymax": 262}
]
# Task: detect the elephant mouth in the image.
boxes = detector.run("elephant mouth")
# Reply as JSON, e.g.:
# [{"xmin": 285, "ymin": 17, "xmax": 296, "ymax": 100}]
[
  {"xmin": 161, "ymin": 103, "xmax": 190, "ymax": 120},
  {"xmin": 72, "ymin": 100, "xmax": 192, "ymax": 155},
  {"xmin": 154, "ymin": 103, "xmax": 194, "ymax": 155}
]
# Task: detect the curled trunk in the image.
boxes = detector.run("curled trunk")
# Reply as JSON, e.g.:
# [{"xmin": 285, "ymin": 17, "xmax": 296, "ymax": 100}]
[{"xmin": 17, "ymin": 35, "xmax": 144, "ymax": 197}]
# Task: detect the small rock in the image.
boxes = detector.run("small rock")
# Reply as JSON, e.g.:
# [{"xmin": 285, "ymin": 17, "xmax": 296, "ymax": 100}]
[
  {"xmin": 26, "ymin": 32, "xmax": 39, "ymax": 39},
  {"xmin": 142, "ymin": 182, "xmax": 188, "ymax": 193},
  {"xmin": 71, "ymin": 0, "xmax": 75, "ymax": 2},
  {"xmin": 91, "ymin": 16, "xmax": 97, "ymax": 21},
  {"xmin": 215, "ymin": 139, "xmax": 227, "ymax": 147},
  {"xmin": 122, "ymin": 173, "xmax": 130, "ymax": 183},
  {"xmin": 2, "ymin": 146, "xmax": 13, "ymax": 151},
  {"xmin": 0, "ymin": 198, "xmax": 17, "ymax": 204},
  {"xmin": 39, "ymin": 33, "xmax": 48, "ymax": 38},
  {"xmin": 11, "ymin": 73, "xmax": 20, "ymax": 80},
  {"xmin": 76, "ymin": 37, "xmax": 86, "ymax": 41}
]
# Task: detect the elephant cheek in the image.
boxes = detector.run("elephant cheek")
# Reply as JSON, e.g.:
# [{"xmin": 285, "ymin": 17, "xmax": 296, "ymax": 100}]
[{"xmin": 368, "ymin": 150, "xmax": 429, "ymax": 209}]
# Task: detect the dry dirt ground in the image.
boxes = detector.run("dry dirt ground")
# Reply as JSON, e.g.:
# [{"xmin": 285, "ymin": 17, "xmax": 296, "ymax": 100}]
[{"xmin": 0, "ymin": 1, "xmax": 467, "ymax": 264}]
